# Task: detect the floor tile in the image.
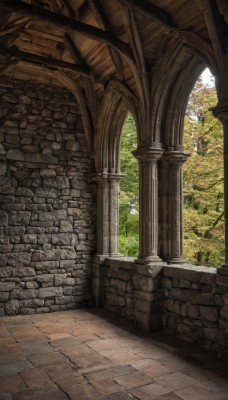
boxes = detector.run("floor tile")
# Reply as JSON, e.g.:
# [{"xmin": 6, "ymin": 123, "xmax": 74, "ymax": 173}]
[
  {"xmin": 44, "ymin": 361, "xmax": 80, "ymax": 382},
  {"xmin": 28, "ymin": 352, "xmax": 68, "ymax": 367},
  {"xmin": 20, "ymin": 367, "xmax": 57, "ymax": 389},
  {"xmin": 154, "ymin": 371, "xmax": 199, "ymax": 391},
  {"xmin": 90, "ymin": 377, "xmax": 123, "ymax": 395},
  {"xmin": 130, "ymin": 382, "xmax": 171, "ymax": 399},
  {"xmin": 114, "ymin": 371, "xmax": 153, "ymax": 389},
  {"xmin": 175, "ymin": 384, "xmax": 228, "ymax": 400},
  {"xmin": 64, "ymin": 382, "xmax": 100, "ymax": 400},
  {"xmin": 0, "ymin": 309, "xmax": 227, "ymax": 400},
  {"xmin": 0, "ymin": 373, "xmax": 26, "ymax": 393}
]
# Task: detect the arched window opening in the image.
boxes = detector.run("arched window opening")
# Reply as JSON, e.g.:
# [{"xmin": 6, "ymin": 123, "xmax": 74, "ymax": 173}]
[
  {"xmin": 183, "ymin": 68, "xmax": 224, "ymax": 267},
  {"xmin": 119, "ymin": 113, "xmax": 139, "ymax": 257}
]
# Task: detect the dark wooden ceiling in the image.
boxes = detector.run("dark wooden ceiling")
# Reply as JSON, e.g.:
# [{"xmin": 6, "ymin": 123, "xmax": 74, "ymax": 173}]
[{"xmin": 0, "ymin": 0, "xmax": 212, "ymax": 98}]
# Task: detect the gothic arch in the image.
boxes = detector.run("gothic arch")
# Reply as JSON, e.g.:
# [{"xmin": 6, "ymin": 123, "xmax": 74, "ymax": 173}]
[
  {"xmin": 150, "ymin": 34, "xmax": 216, "ymax": 148},
  {"xmin": 94, "ymin": 81, "xmax": 140, "ymax": 173}
]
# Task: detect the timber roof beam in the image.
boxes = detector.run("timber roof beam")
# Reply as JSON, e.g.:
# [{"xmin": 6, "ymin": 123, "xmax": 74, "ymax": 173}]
[
  {"xmin": 0, "ymin": 46, "xmax": 92, "ymax": 77},
  {"xmin": 118, "ymin": 0, "xmax": 173, "ymax": 26},
  {"xmin": 0, "ymin": 0, "xmax": 134, "ymax": 63}
]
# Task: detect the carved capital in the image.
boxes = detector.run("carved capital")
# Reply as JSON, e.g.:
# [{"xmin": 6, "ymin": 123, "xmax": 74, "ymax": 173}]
[
  {"xmin": 164, "ymin": 150, "xmax": 190, "ymax": 166},
  {"xmin": 132, "ymin": 146, "xmax": 164, "ymax": 163},
  {"xmin": 94, "ymin": 172, "xmax": 125, "ymax": 183},
  {"xmin": 211, "ymin": 101, "xmax": 228, "ymax": 123}
]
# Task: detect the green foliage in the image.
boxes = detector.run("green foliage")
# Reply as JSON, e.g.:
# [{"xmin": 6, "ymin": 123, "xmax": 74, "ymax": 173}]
[
  {"xmin": 183, "ymin": 80, "xmax": 224, "ymax": 267},
  {"xmin": 119, "ymin": 113, "xmax": 139, "ymax": 257}
]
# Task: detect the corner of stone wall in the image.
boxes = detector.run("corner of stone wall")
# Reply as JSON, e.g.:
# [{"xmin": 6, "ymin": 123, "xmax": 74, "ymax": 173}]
[
  {"xmin": 92, "ymin": 255, "xmax": 107, "ymax": 307},
  {"xmin": 133, "ymin": 263, "xmax": 165, "ymax": 332}
]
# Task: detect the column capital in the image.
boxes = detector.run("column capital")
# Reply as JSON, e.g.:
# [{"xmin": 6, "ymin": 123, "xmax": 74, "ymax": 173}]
[
  {"xmin": 94, "ymin": 172, "xmax": 125, "ymax": 182},
  {"xmin": 132, "ymin": 146, "xmax": 164, "ymax": 162},
  {"xmin": 211, "ymin": 101, "xmax": 228, "ymax": 123},
  {"xmin": 164, "ymin": 150, "xmax": 190, "ymax": 166}
]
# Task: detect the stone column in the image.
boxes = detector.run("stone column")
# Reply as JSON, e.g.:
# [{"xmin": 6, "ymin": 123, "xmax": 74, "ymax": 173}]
[
  {"xmin": 212, "ymin": 103, "xmax": 228, "ymax": 273},
  {"xmin": 165, "ymin": 151, "xmax": 189, "ymax": 263},
  {"xmin": 133, "ymin": 147, "xmax": 163, "ymax": 263},
  {"xmin": 96, "ymin": 173, "xmax": 110, "ymax": 257},
  {"xmin": 95, "ymin": 172, "xmax": 123, "ymax": 257},
  {"xmin": 93, "ymin": 173, "xmax": 123, "ymax": 306}
]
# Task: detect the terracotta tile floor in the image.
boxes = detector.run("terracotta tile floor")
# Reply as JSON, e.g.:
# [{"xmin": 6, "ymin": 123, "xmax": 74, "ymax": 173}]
[{"xmin": 0, "ymin": 308, "xmax": 228, "ymax": 400}]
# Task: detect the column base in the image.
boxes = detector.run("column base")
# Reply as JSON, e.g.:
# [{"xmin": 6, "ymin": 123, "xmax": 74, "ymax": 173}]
[
  {"xmin": 135, "ymin": 255, "xmax": 165, "ymax": 265},
  {"xmin": 95, "ymin": 253, "xmax": 123, "ymax": 259},
  {"xmin": 167, "ymin": 257, "xmax": 187, "ymax": 264},
  {"xmin": 217, "ymin": 265, "xmax": 228, "ymax": 275}
]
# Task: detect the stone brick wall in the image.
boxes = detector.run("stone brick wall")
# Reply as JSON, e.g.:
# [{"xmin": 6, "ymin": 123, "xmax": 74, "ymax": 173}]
[
  {"xmin": 105, "ymin": 258, "xmax": 134, "ymax": 319},
  {"xmin": 162, "ymin": 265, "xmax": 228, "ymax": 357},
  {"xmin": 94, "ymin": 258, "xmax": 228, "ymax": 357},
  {"xmin": 0, "ymin": 79, "xmax": 96, "ymax": 316}
]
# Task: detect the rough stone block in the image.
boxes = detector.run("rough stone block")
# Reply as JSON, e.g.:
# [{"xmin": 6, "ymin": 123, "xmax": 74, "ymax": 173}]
[
  {"xmin": 16, "ymin": 187, "xmax": 34, "ymax": 197},
  {"xmin": 187, "ymin": 303, "xmax": 199, "ymax": 319},
  {"xmin": 43, "ymin": 176, "xmax": 69, "ymax": 189},
  {"xmin": 54, "ymin": 274, "xmax": 67, "ymax": 286},
  {"xmin": 19, "ymin": 289, "xmax": 38, "ymax": 299},
  {"xmin": 37, "ymin": 274, "xmax": 54, "ymax": 286},
  {"xmin": 0, "ymin": 211, "xmax": 8, "ymax": 226},
  {"xmin": 133, "ymin": 274, "xmax": 155, "ymax": 292},
  {"xmin": 52, "ymin": 234, "xmax": 72, "ymax": 245},
  {"xmin": 0, "ymin": 282, "xmax": 15, "ymax": 291},
  {"xmin": 38, "ymin": 287, "xmax": 63, "ymax": 298},
  {"xmin": 6, "ymin": 149, "xmax": 24, "ymax": 161},
  {"xmin": 8, "ymin": 211, "xmax": 31, "ymax": 226},
  {"xmin": 5, "ymin": 300, "xmax": 19, "ymax": 315},
  {"xmin": 60, "ymin": 221, "xmax": 73, "ymax": 232},
  {"xmin": 169, "ymin": 288, "xmax": 193, "ymax": 302},
  {"xmin": 216, "ymin": 275, "xmax": 228, "ymax": 288},
  {"xmin": 191, "ymin": 293, "xmax": 214, "ymax": 305},
  {"xmin": 199, "ymin": 306, "xmax": 218, "ymax": 322},
  {"xmin": 38, "ymin": 210, "xmax": 67, "ymax": 221},
  {"xmin": 32, "ymin": 249, "xmax": 60, "ymax": 261}
]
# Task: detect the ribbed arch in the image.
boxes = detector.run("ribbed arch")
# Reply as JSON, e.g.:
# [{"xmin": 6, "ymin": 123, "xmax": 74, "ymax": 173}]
[
  {"xmin": 94, "ymin": 80, "xmax": 140, "ymax": 172},
  {"xmin": 150, "ymin": 34, "xmax": 216, "ymax": 147}
]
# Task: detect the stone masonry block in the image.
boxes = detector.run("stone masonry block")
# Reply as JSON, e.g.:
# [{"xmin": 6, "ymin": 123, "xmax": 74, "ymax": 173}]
[
  {"xmin": 38, "ymin": 287, "xmax": 63, "ymax": 298},
  {"xmin": 199, "ymin": 306, "xmax": 218, "ymax": 322}
]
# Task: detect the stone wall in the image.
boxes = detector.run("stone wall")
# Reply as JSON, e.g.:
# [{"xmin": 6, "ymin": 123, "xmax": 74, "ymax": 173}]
[
  {"xmin": 94, "ymin": 259, "xmax": 228, "ymax": 357},
  {"xmin": 162, "ymin": 265, "xmax": 228, "ymax": 357},
  {"xmin": 94, "ymin": 258, "xmax": 164, "ymax": 332},
  {"xmin": 0, "ymin": 78, "xmax": 96, "ymax": 316}
]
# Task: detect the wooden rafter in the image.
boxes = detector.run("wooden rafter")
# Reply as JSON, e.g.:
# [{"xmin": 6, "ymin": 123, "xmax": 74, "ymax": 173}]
[
  {"xmin": 118, "ymin": 0, "xmax": 173, "ymax": 26},
  {"xmin": 0, "ymin": 0, "xmax": 134, "ymax": 63},
  {"xmin": 0, "ymin": 59, "xmax": 18, "ymax": 76},
  {"xmin": 64, "ymin": 33, "xmax": 97, "ymax": 126},
  {"xmin": 56, "ymin": 0, "xmax": 75, "ymax": 17},
  {"xmin": 87, "ymin": 0, "xmax": 123, "ymax": 78},
  {"xmin": 0, "ymin": 46, "xmax": 92, "ymax": 76}
]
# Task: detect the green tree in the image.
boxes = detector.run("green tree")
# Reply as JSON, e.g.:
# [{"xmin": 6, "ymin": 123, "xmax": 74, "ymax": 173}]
[
  {"xmin": 183, "ymin": 80, "xmax": 224, "ymax": 266},
  {"xmin": 119, "ymin": 113, "xmax": 139, "ymax": 257}
]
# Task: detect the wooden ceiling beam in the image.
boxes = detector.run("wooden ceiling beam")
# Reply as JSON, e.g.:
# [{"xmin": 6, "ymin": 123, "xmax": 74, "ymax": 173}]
[
  {"xmin": 0, "ymin": 0, "xmax": 134, "ymax": 62},
  {"xmin": 87, "ymin": 0, "xmax": 123, "ymax": 78},
  {"xmin": 0, "ymin": 46, "xmax": 92, "ymax": 76},
  {"xmin": 118, "ymin": 0, "xmax": 173, "ymax": 26}
]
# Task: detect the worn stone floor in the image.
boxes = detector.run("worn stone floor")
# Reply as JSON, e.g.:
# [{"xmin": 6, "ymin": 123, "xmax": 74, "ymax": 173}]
[{"xmin": 0, "ymin": 309, "xmax": 228, "ymax": 400}]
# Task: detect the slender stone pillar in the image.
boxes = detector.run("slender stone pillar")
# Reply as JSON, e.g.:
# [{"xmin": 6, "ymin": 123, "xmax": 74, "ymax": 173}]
[
  {"xmin": 212, "ymin": 103, "xmax": 228, "ymax": 273},
  {"xmin": 93, "ymin": 172, "xmax": 123, "ymax": 306},
  {"xmin": 95, "ymin": 173, "xmax": 123, "ymax": 257},
  {"xmin": 133, "ymin": 147, "xmax": 163, "ymax": 263},
  {"xmin": 96, "ymin": 173, "xmax": 110, "ymax": 257},
  {"xmin": 165, "ymin": 151, "xmax": 189, "ymax": 263},
  {"xmin": 109, "ymin": 174, "xmax": 123, "ymax": 256}
]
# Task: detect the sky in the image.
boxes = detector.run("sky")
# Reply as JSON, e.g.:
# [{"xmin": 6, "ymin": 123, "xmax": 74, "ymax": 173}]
[{"xmin": 201, "ymin": 67, "xmax": 215, "ymax": 87}]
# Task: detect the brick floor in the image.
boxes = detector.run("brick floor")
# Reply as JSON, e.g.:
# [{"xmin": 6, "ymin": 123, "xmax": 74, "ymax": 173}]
[{"xmin": 0, "ymin": 308, "xmax": 228, "ymax": 400}]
